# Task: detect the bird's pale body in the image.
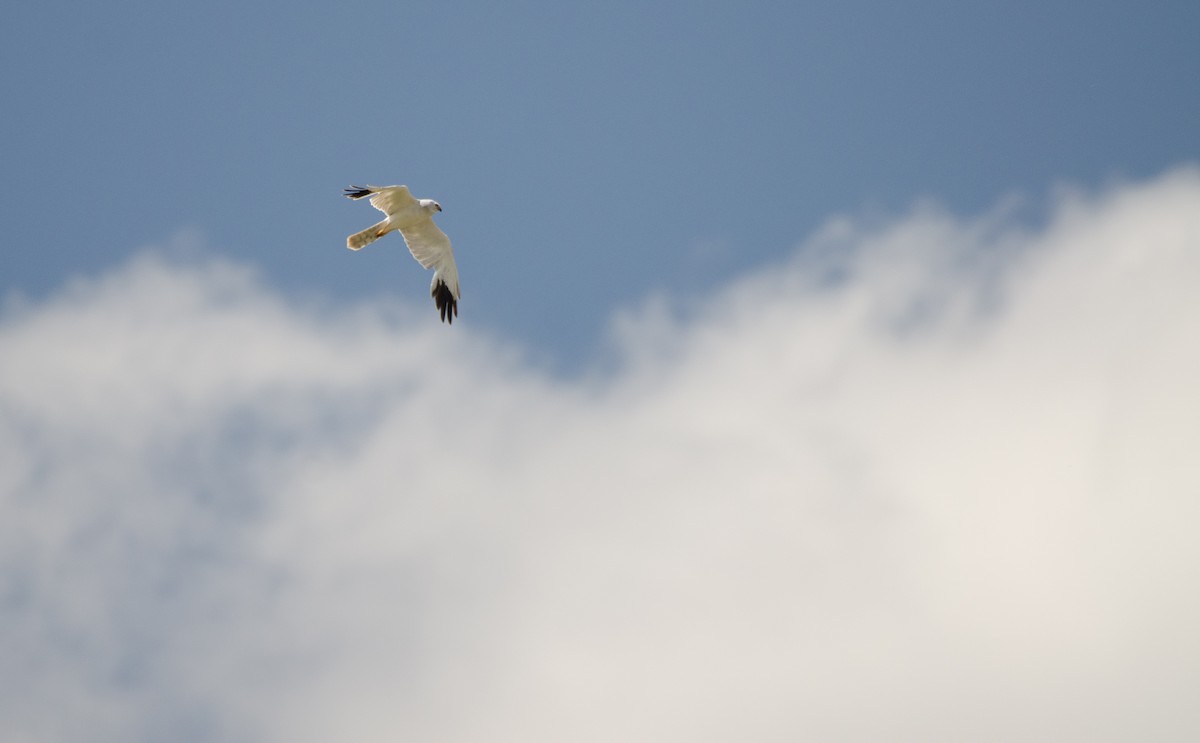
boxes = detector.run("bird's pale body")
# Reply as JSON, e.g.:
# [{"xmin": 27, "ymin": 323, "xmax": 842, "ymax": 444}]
[{"xmin": 384, "ymin": 199, "xmax": 441, "ymax": 231}]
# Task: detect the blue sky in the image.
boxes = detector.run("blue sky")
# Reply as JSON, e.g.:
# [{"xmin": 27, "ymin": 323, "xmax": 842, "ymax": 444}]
[
  {"xmin": 4, "ymin": 3, "xmax": 1200, "ymax": 742},
  {"xmin": 4, "ymin": 0, "xmax": 1197, "ymax": 362}
]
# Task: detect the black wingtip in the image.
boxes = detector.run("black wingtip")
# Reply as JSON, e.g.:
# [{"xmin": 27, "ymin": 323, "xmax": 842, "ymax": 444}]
[
  {"xmin": 343, "ymin": 185, "xmax": 372, "ymax": 199},
  {"xmin": 432, "ymin": 280, "xmax": 458, "ymax": 325}
]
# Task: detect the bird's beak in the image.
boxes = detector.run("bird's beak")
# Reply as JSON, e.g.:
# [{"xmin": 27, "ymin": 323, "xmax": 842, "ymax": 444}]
[{"xmin": 436, "ymin": 204, "xmax": 443, "ymax": 212}]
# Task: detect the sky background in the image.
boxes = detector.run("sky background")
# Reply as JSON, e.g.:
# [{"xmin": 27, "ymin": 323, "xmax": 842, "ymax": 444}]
[
  {"xmin": 4, "ymin": 0, "xmax": 1198, "ymax": 362},
  {"xmin": 3, "ymin": 2, "xmax": 1200, "ymax": 741}
]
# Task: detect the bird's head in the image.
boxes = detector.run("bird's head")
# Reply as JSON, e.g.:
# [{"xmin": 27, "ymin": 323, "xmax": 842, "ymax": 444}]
[{"xmin": 420, "ymin": 199, "xmax": 442, "ymax": 213}]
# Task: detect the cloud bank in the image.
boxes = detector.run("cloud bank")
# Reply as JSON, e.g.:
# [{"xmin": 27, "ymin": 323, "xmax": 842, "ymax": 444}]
[{"xmin": 3, "ymin": 168, "xmax": 1199, "ymax": 742}]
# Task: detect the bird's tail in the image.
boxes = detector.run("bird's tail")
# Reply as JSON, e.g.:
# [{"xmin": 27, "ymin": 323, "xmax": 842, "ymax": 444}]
[{"xmin": 347, "ymin": 220, "xmax": 389, "ymax": 251}]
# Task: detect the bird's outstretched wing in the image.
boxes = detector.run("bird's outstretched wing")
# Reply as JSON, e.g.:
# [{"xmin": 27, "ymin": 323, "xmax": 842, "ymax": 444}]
[
  {"xmin": 399, "ymin": 217, "xmax": 461, "ymax": 324},
  {"xmin": 397, "ymin": 217, "xmax": 452, "ymax": 270},
  {"xmin": 343, "ymin": 185, "xmax": 414, "ymax": 217}
]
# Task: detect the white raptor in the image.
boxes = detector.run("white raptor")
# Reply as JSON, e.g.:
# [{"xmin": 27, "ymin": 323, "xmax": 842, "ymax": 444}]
[{"xmin": 344, "ymin": 184, "xmax": 461, "ymax": 323}]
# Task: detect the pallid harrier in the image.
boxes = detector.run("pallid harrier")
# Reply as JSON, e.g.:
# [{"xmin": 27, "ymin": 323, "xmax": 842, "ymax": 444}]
[{"xmin": 344, "ymin": 184, "xmax": 460, "ymax": 323}]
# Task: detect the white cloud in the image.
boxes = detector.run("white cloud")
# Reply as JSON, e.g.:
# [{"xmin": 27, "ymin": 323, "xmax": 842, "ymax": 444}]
[{"xmin": 2, "ymin": 167, "xmax": 1199, "ymax": 742}]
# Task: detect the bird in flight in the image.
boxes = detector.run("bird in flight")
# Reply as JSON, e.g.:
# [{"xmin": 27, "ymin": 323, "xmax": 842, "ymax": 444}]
[{"xmin": 344, "ymin": 184, "xmax": 461, "ymax": 323}]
